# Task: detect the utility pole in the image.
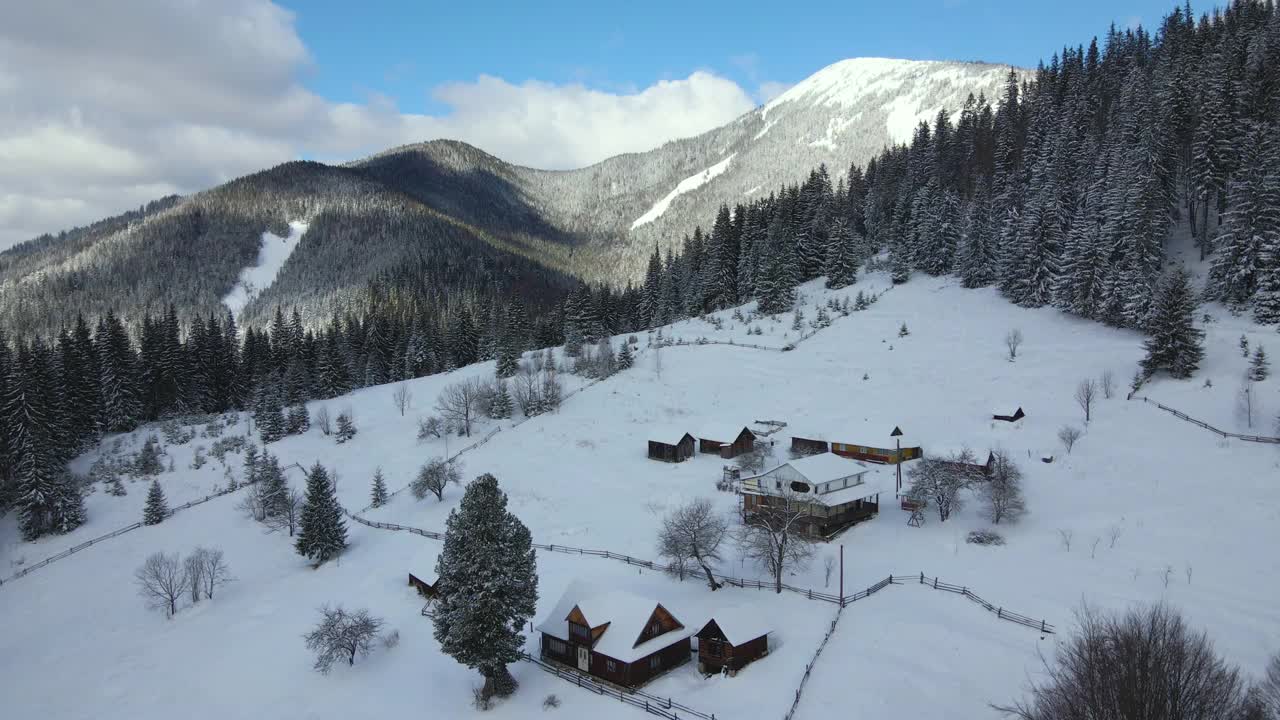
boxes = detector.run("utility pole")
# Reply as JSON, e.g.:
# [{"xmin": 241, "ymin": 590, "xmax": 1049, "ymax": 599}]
[
  {"xmin": 839, "ymin": 544, "xmax": 844, "ymax": 601},
  {"xmin": 891, "ymin": 426, "xmax": 904, "ymax": 495}
]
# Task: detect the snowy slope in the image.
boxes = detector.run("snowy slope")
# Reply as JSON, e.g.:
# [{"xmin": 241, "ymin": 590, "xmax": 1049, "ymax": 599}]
[
  {"xmin": 2, "ymin": 272, "xmax": 1278, "ymax": 720},
  {"xmin": 221, "ymin": 221, "xmax": 308, "ymax": 319},
  {"xmin": 631, "ymin": 154, "xmax": 735, "ymax": 229}
]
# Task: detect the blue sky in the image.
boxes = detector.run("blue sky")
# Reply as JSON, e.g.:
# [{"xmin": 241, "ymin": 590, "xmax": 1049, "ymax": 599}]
[{"xmin": 282, "ymin": 0, "xmax": 1192, "ymax": 111}]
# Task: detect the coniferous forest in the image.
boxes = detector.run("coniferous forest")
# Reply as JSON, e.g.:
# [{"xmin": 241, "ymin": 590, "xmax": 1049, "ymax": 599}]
[{"xmin": 2, "ymin": 2, "xmax": 1279, "ymax": 540}]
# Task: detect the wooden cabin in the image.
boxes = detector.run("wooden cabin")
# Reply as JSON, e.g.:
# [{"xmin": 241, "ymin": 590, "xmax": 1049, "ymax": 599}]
[
  {"xmin": 930, "ymin": 447, "xmax": 996, "ymax": 477},
  {"xmin": 993, "ymin": 406, "xmax": 1026, "ymax": 423},
  {"xmin": 648, "ymin": 429, "xmax": 696, "ymax": 463},
  {"xmin": 537, "ymin": 582, "xmax": 694, "ymax": 688},
  {"xmin": 697, "ymin": 425, "xmax": 756, "ymax": 459},
  {"xmin": 696, "ymin": 609, "xmax": 770, "ymax": 676},
  {"xmin": 408, "ymin": 572, "xmax": 438, "ymax": 599},
  {"xmin": 739, "ymin": 453, "xmax": 892, "ymax": 539}
]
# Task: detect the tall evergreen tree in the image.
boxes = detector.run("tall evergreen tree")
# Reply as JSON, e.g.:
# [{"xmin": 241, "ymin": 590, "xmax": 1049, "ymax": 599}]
[
  {"xmin": 823, "ymin": 216, "xmax": 858, "ymax": 289},
  {"xmin": 370, "ymin": 467, "xmax": 389, "ymax": 508},
  {"xmin": 296, "ymin": 462, "xmax": 347, "ymax": 566},
  {"xmin": 433, "ymin": 474, "xmax": 537, "ymax": 699},
  {"xmin": 1140, "ymin": 269, "xmax": 1204, "ymax": 379},
  {"xmin": 143, "ymin": 479, "xmax": 169, "ymax": 525}
]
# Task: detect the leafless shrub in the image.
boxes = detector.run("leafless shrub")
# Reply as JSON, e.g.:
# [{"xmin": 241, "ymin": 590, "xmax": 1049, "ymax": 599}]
[
  {"xmin": 543, "ymin": 694, "xmax": 562, "ymax": 710},
  {"xmin": 1185, "ymin": 563, "xmax": 1193, "ymax": 585},
  {"xmin": 1107, "ymin": 524, "xmax": 1124, "ymax": 549},
  {"xmin": 1100, "ymin": 370, "xmax": 1115, "ymax": 399},
  {"xmin": 1074, "ymin": 379, "xmax": 1097, "ymax": 423},
  {"xmin": 393, "ymin": 383, "xmax": 413, "ymax": 416},
  {"xmin": 135, "ymin": 552, "xmax": 188, "ymax": 617},
  {"xmin": 1058, "ymin": 425, "xmax": 1083, "ymax": 454},
  {"xmin": 1163, "ymin": 564, "xmax": 1175, "ymax": 588},
  {"xmin": 982, "ymin": 450, "xmax": 1026, "ymax": 524},
  {"xmin": 823, "ymin": 555, "xmax": 836, "ymax": 588},
  {"xmin": 417, "ymin": 415, "xmax": 445, "ymax": 441},
  {"xmin": 1005, "ymin": 328, "xmax": 1024, "ymax": 361},
  {"xmin": 382, "ymin": 629, "xmax": 400, "ymax": 650},
  {"xmin": 1091, "ymin": 537, "xmax": 1101, "ymax": 559},
  {"xmin": 303, "ymin": 606, "xmax": 385, "ymax": 674},
  {"xmin": 1058, "ymin": 529, "xmax": 1074, "ymax": 552},
  {"xmin": 314, "ymin": 406, "xmax": 332, "ymax": 436},
  {"xmin": 966, "ymin": 529, "xmax": 1005, "ymax": 546},
  {"xmin": 994, "ymin": 603, "xmax": 1248, "ymax": 720}
]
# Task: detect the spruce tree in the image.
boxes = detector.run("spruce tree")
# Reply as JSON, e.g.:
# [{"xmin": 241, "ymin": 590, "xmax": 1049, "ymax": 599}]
[
  {"xmin": 143, "ymin": 479, "xmax": 169, "ymax": 525},
  {"xmin": 6, "ymin": 346, "xmax": 59, "ymax": 539},
  {"xmin": 1140, "ymin": 269, "xmax": 1204, "ymax": 379},
  {"xmin": 335, "ymin": 412, "xmax": 356, "ymax": 443},
  {"xmin": 370, "ymin": 467, "xmax": 389, "ymax": 508},
  {"xmin": 286, "ymin": 404, "xmax": 310, "ymax": 435},
  {"xmin": 1249, "ymin": 346, "xmax": 1270, "ymax": 382},
  {"xmin": 490, "ymin": 379, "xmax": 513, "ymax": 419},
  {"xmin": 258, "ymin": 453, "xmax": 287, "ymax": 516},
  {"xmin": 823, "ymin": 216, "xmax": 858, "ymax": 289},
  {"xmin": 254, "ymin": 378, "xmax": 287, "ymax": 443},
  {"xmin": 1240, "ymin": 334, "xmax": 1250, "ymax": 358},
  {"xmin": 243, "ymin": 443, "xmax": 260, "ymax": 485},
  {"xmin": 433, "ymin": 474, "xmax": 537, "ymax": 699},
  {"xmin": 49, "ymin": 471, "xmax": 86, "ymax": 535},
  {"xmin": 1208, "ymin": 122, "xmax": 1279, "ymax": 308},
  {"xmin": 296, "ymin": 462, "xmax": 347, "ymax": 566},
  {"xmin": 617, "ymin": 341, "xmax": 634, "ymax": 370}
]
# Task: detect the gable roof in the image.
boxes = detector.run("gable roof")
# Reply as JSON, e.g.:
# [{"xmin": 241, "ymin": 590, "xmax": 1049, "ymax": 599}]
[
  {"xmin": 535, "ymin": 581, "xmax": 695, "ymax": 664},
  {"xmin": 786, "ymin": 452, "xmax": 873, "ymax": 484},
  {"xmin": 993, "ymin": 405, "xmax": 1024, "ymax": 417},
  {"xmin": 700, "ymin": 606, "xmax": 771, "ymax": 646},
  {"xmin": 649, "ymin": 426, "xmax": 695, "ymax": 446},
  {"xmin": 696, "ymin": 424, "xmax": 755, "ymax": 443}
]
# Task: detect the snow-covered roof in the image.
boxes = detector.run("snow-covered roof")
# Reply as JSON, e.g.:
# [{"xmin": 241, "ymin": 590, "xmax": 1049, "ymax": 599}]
[
  {"xmin": 695, "ymin": 423, "xmax": 754, "ymax": 443},
  {"xmin": 786, "ymin": 452, "xmax": 873, "ymax": 484},
  {"xmin": 535, "ymin": 581, "xmax": 695, "ymax": 664},
  {"xmin": 791, "ymin": 418, "xmax": 912, "ymax": 445},
  {"xmin": 741, "ymin": 454, "xmax": 893, "ymax": 507},
  {"xmin": 927, "ymin": 446, "xmax": 992, "ymax": 462},
  {"xmin": 993, "ymin": 405, "xmax": 1024, "ymax": 416},
  {"xmin": 648, "ymin": 426, "xmax": 694, "ymax": 445},
  {"xmin": 701, "ymin": 606, "xmax": 771, "ymax": 646},
  {"xmin": 807, "ymin": 467, "xmax": 895, "ymax": 506}
]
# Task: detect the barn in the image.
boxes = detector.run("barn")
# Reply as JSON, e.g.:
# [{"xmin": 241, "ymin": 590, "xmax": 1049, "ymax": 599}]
[
  {"xmin": 696, "ymin": 608, "xmax": 770, "ymax": 676},
  {"xmin": 648, "ymin": 429, "xmax": 696, "ymax": 463},
  {"xmin": 740, "ymin": 452, "xmax": 893, "ymax": 539},
  {"xmin": 790, "ymin": 425, "xmax": 922, "ymax": 464},
  {"xmin": 537, "ymin": 581, "xmax": 695, "ymax": 688},
  {"xmin": 993, "ymin": 405, "xmax": 1026, "ymax": 422},
  {"xmin": 696, "ymin": 425, "xmax": 756, "ymax": 459}
]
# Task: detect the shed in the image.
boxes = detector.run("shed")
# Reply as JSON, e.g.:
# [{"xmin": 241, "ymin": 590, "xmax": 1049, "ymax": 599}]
[
  {"xmin": 696, "ymin": 607, "xmax": 770, "ymax": 675},
  {"xmin": 928, "ymin": 447, "xmax": 996, "ymax": 477},
  {"xmin": 648, "ymin": 428, "xmax": 696, "ymax": 463},
  {"xmin": 537, "ymin": 581, "xmax": 695, "ymax": 688},
  {"xmin": 696, "ymin": 425, "xmax": 756, "ymax": 459},
  {"xmin": 790, "ymin": 422, "xmax": 922, "ymax": 464},
  {"xmin": 993, "ymin": 406, "xmax": 1026, "ymax": 423},
  {"xmin": 408, "ymin": 572, "xmax": 438, "ymax": 599}
]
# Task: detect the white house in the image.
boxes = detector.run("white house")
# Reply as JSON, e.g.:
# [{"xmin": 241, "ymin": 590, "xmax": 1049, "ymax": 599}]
[{"xmin": 739, "ymin": 452, "xmax": 893, "ymax": 539}]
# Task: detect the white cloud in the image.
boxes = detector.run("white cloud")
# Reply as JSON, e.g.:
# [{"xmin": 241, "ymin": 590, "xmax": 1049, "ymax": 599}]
[
  {"xmin": 0, "ymin": 0, "xmax": 755, "ymax": 250},
  {"xmin": 756, "ymin": 81, "xmax": 793, "ymax": 104}
]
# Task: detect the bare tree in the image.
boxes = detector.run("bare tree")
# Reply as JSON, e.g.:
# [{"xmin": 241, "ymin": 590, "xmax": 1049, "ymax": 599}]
[
  {"xmin": 314, "ymin": 405, "xmax": 332, "ymax": 436},
  {"xmin": 981, "ymin": 450, "xmax": 1026, "ymax": 524},
  {"xmin": 184, "ymin": 551, "xmax": 205, "ymax": 603},
  {"xmin": 1261, "ymin": 652, "xmax": 1280, "ymax": 718},
  {"xmin": 906, "ymin": 457, "xmax": 969, "ymax": 522},
  {"xmin": 436, "ymin": 379, "xmax": 484, "ymax": 437},
  {"xmin": 823, "ymin": 555, "xmax": 836, "ymax": 588},
  {"xmin": 1058, "ymin": 529, "xmax": 1074, "ymax": 551},
  {"xmin": 994, "ymin": 603, "xmax": 1249, "ymax": 720},
  {"xmin": 265, "ymin": 488, "xmax": 303, "ymax": 536},
  {"xmin": 1100, "ymin": 370, "xmax": 1116, "ymax": 399},
  {"xmin": 1005, "ymin": 328, "xmax": 1024, "ymax": 361},
  {"xmin": 657, "ymin": 498, "xmax": 729, "ymax": 591},
  {"xmin": 392, "ymin": 383, "xmax": 413, "ymax": 417},
  {"xmin": 197, "ymin": 547, "xmax": 232, "ymax": 599},
  {"xmin": 1107, "ymin": 524, "xmax": 1124, "ymax": 549},
  {"xmin": 135, "ymin": 552, "xmax": 189, "ymax": 618},
  {"xmin": 1074, "ymin": 379, "xmax": 1097, "ymax": 424},
  {"xmin": 735, "ymin": 442, "xmax": 775, "ymax": 475},
  {"xmin": 303, "ymin": 606, "xmax": 385, "ymax": 674},
  {"xmin": 411, "ymin": 458, "xmax": 462, "ymax": 502},
  {"xmin": 735, "ymin": 489, "xmax": 815, "ymax": 593},
  {"xmin": 1058, "ymin": 425, "xmax": 1083, "ymax": 454}
]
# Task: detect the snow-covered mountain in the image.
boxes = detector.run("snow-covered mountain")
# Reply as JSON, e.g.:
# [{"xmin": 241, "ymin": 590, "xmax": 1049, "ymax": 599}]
[{"xmin": 362, "ymin": 58, "xmax": 1018, "ymax": 282}]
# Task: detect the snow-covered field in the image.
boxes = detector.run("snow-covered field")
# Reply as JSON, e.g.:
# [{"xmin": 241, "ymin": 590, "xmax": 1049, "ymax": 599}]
[
  {"xmin": 221, "ymin": 220, "xmax": 309, "ymax": 318},
  {"xmin": 2, "ymin": 271, "xmax": 1278, "ymax": 720}
]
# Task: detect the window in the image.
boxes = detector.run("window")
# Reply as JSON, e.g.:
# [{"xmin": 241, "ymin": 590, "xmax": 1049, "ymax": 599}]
[
  {"xmin": 650, "ymin": 622, "xmax": 661, "ymax": 637},
  {"xmin": 650, "ymin": 656, "xmax": 661, "ymax": 670},
  {"xmin": 606, "ymin": 659, "xmax": 616, "ymax": 672},
  {"xmin": 790, "ymin": 481, "xmax": 811, "ymax": 493},
  {"xmin": 548, "ymin": 639, "xmax": 566, "ymax": 655},
  {"xmin": 569, "ymin": 622, "xmax": 591, "ymax": 642}
]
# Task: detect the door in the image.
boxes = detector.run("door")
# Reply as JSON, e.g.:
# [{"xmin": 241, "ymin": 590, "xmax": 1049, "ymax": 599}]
[{"xmin": 576, "ymin": 645, "xmax": 590, "ymax": 672}]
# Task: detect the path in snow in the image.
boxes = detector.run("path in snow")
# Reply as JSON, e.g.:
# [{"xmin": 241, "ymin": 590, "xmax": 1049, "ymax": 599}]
[
  {"xmin": 221, "ymin": 221, "xmax": 308, "ymax": 318},
  {"xmin": 630, "ymin": 155, "xmax": 735, "ymax": 230}
]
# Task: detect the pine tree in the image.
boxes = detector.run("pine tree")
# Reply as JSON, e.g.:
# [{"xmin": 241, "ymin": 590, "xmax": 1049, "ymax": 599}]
[
  {"xmin": 254, "ymin": 378, "xmax": 287, "ymax": 444},
  {"xmin": 823, "ymin": 216, "xmax": 858, "ymax": 289},
  {"xmin": 1249, "ymin": 346, "xmax": 1270, "ymax": 381},
  {"xmin": 296, "ymin": 462, "xmax": 347, "ymax": 566},
  {"xmin": 1208, "ymin": 122, "xmax": 1280, "ymax": 308},
  {"xmin": 258, "ymin": 453, "xmax": 287, "ymax": 517},
  {"xmin": 335, "ymin": 412, "xmax": 356, "ymax": 443},
  {"xmin": 49, "ymin": 471, "xmax": 86, "ymax": 534},
  {"xmin": 243, "ymin": 443, "xmax": 260, "ymax": 485},
  {"xmin": 1240, "ymin": 334, "xmax": 1250, "ymax": 358},
  {"xmin": 97, "ymin": 312, "xmax": 141, "ymax": 433},
  {"xmin": 286, "ymin": 404, "xmax": 310, "ymax": 435},
  {"xmin": 370, "ymin": 467, "xmax": 389, "ymax": 508},
  {"xmin": 134, "ymin": 436, "xmax": 165, "ymax": 476},
  {"xmin": 5, "ymin": 345, "xmax": 59, "ymax": 539},
  {"xmin": 490, "ymin": 379, "xmax": 513, "ymax": 419},
  {"xmin": 1140, "ymin": 269, "xmax": 1204, "ymax": 379},
  {"xmin": 143, "ymin": 479, "xmax": 169, "ymax": 525},
  {"xmin": 617, "ymin": 341, "xmax": 634, "ymax": 370},
  {"xmin": 433, "ymin": 474, "xmax": 537, "ymax": 699}
]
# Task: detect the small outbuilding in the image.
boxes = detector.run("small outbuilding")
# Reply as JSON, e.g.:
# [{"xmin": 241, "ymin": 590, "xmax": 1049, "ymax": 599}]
[
  {"xmin": 930, "ymin": 447, "xmax": 996, "ymax": 477},
  {"xmin": 697, "ymin": 425, "xmax": 756, "ymax": 459},
  {"xmin": 993, "ymin": 406, "xmax": 1026, "ymax": 423},
  {"xmin": 408, "ymin": 572, "xmax": 438, "ymax": 599},
  {"xmin": 790, "ymin": 424, "xmax": 922, "ymax": 464},
  {"xmin": 648, "ymin": 429, "xmax": 696, "ymax": 463},
  {"xmin": 537, "ymin": 581, "xmax": 695, "ymax": 688},
  {"xmin": 696, "ymin": 608, "xmax": 770, "ymax": 676}
]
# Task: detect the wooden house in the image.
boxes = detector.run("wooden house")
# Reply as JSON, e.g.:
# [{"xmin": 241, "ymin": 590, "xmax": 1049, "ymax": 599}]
[
  {"xmin": 696, "ymin": 609, "xmax": 770, "ymax": 675},
  {"xmin": 648, "ymin": 429, "xmax": 696, "ymax": 463},
  {"xmin": 930, "ymin": 447, "xmax": 996, "ymax": 477},
  {"xmin": 790, "ymin": 425, "xmax": 922, "ymax": 464},
  {"xmin": 408, "ymin": 572, "xmax": 438, "ymax": 599},
  {"xmin": 696, "ymin": 425, "xmax": 756, "ymax": 459},
  {"xmin": 993, "ymin": 406, "xmax": 1026, "ymax": 423},
  {"xmin": 537, "ymin": 582, "xmax": 695, "ymax": 688},
  {"xmin": 740, "ymin": 452, "xmax": 893, "ymax": 539}
]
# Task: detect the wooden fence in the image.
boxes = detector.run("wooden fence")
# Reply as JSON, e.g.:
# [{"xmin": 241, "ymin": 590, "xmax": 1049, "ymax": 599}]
[
  {"xmin": 1, "ymin": 478, "xmax": 257, "ymax": 587},
  {"xmin": 1134, "ymin": 396, "xmax": 1280, "ymax": 444},
  {"xmin": 782, "ymin": 606, "xmax": 845, "ymax": 720},
  {"xmin": 910, "ymin": 574, "xmax": 1055, "ymax": 634},
  {"xmin": 520, "ymin": 652, "xmax": 719, "ymax": 720}
]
